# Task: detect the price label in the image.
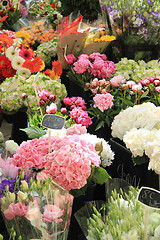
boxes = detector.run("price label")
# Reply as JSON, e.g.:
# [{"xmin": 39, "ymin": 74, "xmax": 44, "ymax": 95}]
[
  {"xmin": 41, "ymin": 114, "xmax": 65, "ymax": 129},
  {"xmin": 137, "ymin": 187, "xmax": 160, "ymax": 210}
]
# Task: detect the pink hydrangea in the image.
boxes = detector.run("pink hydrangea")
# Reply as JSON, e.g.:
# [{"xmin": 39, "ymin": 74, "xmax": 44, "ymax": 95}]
[
  {"xmin": 93, "ymin": 93, "xmax": 114, "ymax": 112},
  {"xmin": 46, "ymin": 103, "xmax": 57, "ymax": 114},
  {"xmin": 10, "ymin": 138, "xmax": 57, "ymax": 169},
  {"xmin": 42, "ymin": 135, "xmax": 100, "ymax": 190},
  {"xmin": 66, "ymin": 124, "xmax": 87, "ymax": 135},
  {"xmin": 110, "ymin": 75, "xmax": 126, "ymax": 87},
  {"xmin": 65, "ymin": 54, "xmax": 76, "ymax": 65}
]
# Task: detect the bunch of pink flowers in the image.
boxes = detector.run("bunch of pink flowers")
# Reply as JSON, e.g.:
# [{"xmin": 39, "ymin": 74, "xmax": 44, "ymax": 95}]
[
  {"xmin": 9, "ymin": 134, "xmax": 101, "ymax": 190},
  {"xmin": 65, "ymin": 52, "xmax": 116, "ymax": 87}
]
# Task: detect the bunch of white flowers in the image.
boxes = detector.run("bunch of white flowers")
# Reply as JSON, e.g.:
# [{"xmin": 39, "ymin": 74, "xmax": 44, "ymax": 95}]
[
  {"xmin": 111, "ymin": 102, "xmax": 159, "ymax": 140},
  {"xmin": 86, "ymin": 187, "xmax": 160, "ymax": 240}
]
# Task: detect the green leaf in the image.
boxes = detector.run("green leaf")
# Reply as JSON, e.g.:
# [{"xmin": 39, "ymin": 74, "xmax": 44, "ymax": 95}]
[
  {"xmin": 20, "ymin": 126, "xmax": 46, "ymax": 139},
  {"xmin": 140, "ymin": 89, "xmax": 149, "ymax": 99},
  {"xmin": 95, "ymin": 121, "xmax": 104, "ymax": 131},
  {"xmin": 69, "ymin": 184, "xmax": 87, "ymax": 197},
  {"xmin": 91, "ymin": 167, "xmax": 111, "ymax": 185},
  {"xmin": 132, "ymin": 155, "xmax": 149, "ymax": 165}
]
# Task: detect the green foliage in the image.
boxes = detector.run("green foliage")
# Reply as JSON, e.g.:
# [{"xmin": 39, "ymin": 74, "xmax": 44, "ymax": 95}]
[
  {"xmin": 60, "ymin": 0, "xmax": 101, "ymax": 20},
  {"xmin": 20, "ymin": 126, "xmax": 46, "ymax": 139}
]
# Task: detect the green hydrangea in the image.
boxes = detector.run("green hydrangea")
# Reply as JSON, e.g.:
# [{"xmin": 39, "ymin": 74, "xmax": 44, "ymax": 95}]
[
  {"xmin": 36, "ymin": 36, "xmax": 57, "ymax": 67},
  {"xmin": 0, "ymin": 73, "xmax": 67, "ymax": 114},
  {"xmin": 115, "ymin": 58, "xmax": 160, "ymax": 83}
]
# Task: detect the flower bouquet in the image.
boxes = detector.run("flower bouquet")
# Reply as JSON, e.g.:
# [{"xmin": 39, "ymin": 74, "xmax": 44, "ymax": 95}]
[
  {"xmin": 76, "ymin": 183, "xmax": 160, "ymax": 239},
  {"xmin": 99, "ymin": 0, "xmax": 160, "ymax": 60},
  {"xmin": 57, "ymin": 14, "xmax": 116, "ymax": 68},
  {"xmin": 65, "ymin": 52, "xmax": 116, "ymax": 88},
  {"xmin": 0, "ymin": 0, "xmax": 28, "ymax": 31},
  {"xmin": 28, "ymin": 0, "xmax": 63, "ymax": 29},
  {"xmin": 0, "ymin": 170, "xmax": 73, "ymax": 239}
]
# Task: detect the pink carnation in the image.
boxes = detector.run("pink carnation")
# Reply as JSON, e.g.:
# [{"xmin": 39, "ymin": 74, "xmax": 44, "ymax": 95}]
[
  {"xmin": 110, "ymin": 75, "xmax": 126, "ymax": 87},
  {"xmin": 93, "ymin": 93, "xmax": 114, "ymax": 112},
  {"xmin": 3, "ymin": 202, "xmax": 28, "ymax": 220}
]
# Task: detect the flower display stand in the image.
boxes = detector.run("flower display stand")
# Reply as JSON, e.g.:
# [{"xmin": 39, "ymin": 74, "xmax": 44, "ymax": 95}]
[
  {"xmin": 108, "ymin": 138, "xmax": 159, "ymax": 190},
  {"xmin": 67, "ymin": 183, "xmax": 105, "ymax": 240}
]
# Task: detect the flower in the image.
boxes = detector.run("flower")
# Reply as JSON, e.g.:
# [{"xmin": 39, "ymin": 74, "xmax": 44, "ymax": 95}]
[
  {"xmin": 93, "ymin": 93, "xmax": 114, "ymax": 112},
  {"xmin": 19, "ymin": 48, "xmax": 33, "ymax": 60},
  {"xmin": 11, "ymin": 56, "xmax": 25, "ymax": 70},
  {"xmin": 5, "ymin": 140, "xmax": 19, "ymax": 155},
  {"xmin": 52, "ymin": 60, "xmax": 63, "ymax": 76},
  {"xmin": 42, "ymin": 205, "xmax": 64, "ymax": 223},
  {"xmin": 79, "ymin": 184, "xmax": 160, "ymax": 240},
  {"xmin": 5, "ymin": 46, "xmax": 20, "ymax": 61},
  {"xmin": 0, "ymin": 174, "xmax": 73, "ymax": 239},
  {"xmin": 16, "ymin": 67, "xmax": 31, "ymax": 78},
  {"xmin": 46, "ymin": 103, "xmax": 57, "ymax": 114}
]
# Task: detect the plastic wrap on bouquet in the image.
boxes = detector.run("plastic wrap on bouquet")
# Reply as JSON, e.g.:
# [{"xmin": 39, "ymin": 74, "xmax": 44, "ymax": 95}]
[
  {"xmin": 75, "ymin": 178, "xmax": 160, "ymax": 240},
  {"xmin": 57, "ymin": 14, "xmax": 116, "ymax": 69},
  {"xmin": 1, "ymin": 178, "xmax": 73, "ymax": 240}
]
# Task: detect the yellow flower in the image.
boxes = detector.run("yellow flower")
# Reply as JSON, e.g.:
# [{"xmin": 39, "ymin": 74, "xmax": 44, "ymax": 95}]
[
  {"xmin": 39, "ymin": 60, "xmax": 45, "ymax": 71},
  {"xmin": 94, "ymin": 35, "xmax": 116, "ymax": 42},
  {"xmin": 15, "ymin": 30, "xmax": 31, "ymax": 43}
]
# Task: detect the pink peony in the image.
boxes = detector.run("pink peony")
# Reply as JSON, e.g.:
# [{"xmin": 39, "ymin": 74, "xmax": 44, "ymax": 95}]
[
  {"xmin": 77, "ymin": 111, "xmax": 92, "ymax": 128},
  {"xmin": 73, "ymin": 58, "xmax": 92, "ymax": 74},
  {"xmin": 60, "ymin": 107, "xmax": 67, "ymax": 114},
  {"xmin": 65, "ymin": 54, "xmax": 76, "ymax": 65},
  {"xmin": 155, "ymin": 86, "xmax": 160, "ymax": 93},
  {"xmin": 46, "ymin": 103, "xmax": 57, "ymax": 114},
  {"xmin": 139, "ymin": 78, "xmax": 150, "ymax": 86},
  {"xmin": 66, "ymin": 124, "xmax": 87, "ymax": 135},
  {"xmin": 38, "ymin": 89, "xmax": 50, "ymax": 98},
  {"xmin": 132, "ymin": 83, "xmax": 142, "ymax": 92},
  {"xmin": 126, "ymin": 80, "xmax": 136, "ymax": 88},
  {"xmin": 42, "ymin": 205, "xmax": 64, "ymax": 223},
  {"xmin": 93, "ymin": 93, "xmax": 114, "ymax": 112},
  {"xmin": 110, "ymin": 75, "xmax": 126, "ymax": 87}
]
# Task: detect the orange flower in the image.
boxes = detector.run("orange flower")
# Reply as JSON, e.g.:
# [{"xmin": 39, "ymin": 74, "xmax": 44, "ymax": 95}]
[
  {"xmin": 0, "ymin": 15, "xmax": 8, "ymax": 22},
  {"xmin": 0, "ymin": 34, "xmax": 14, "ymax": 46},
  {"xmin": 32, "ymin": 57, "xmax": 44, "ymax": 72},
  {"xmin": 52, "ymin": 60, "xmax": 62, "ymax": 76},
  {"xmin": 22, "ymin": 60, "xmax": 35, "ymax": 73},
  {"xmin": 43, "ymin": 69, "xmax": 51, "ymax": 77}
]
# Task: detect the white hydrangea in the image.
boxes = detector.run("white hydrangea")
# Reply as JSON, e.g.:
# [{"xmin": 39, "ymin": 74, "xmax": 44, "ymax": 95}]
[
  {"xmin": 111, "ymin": 102, "xmax": 157, "ymax": 140},
  {"xmin": 78, "ymin": 133, "xmax": 114, "ymax": 167},
  {"xmin": 123, "ymin": 128, "xmax": 150, "ymax": 157}
]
